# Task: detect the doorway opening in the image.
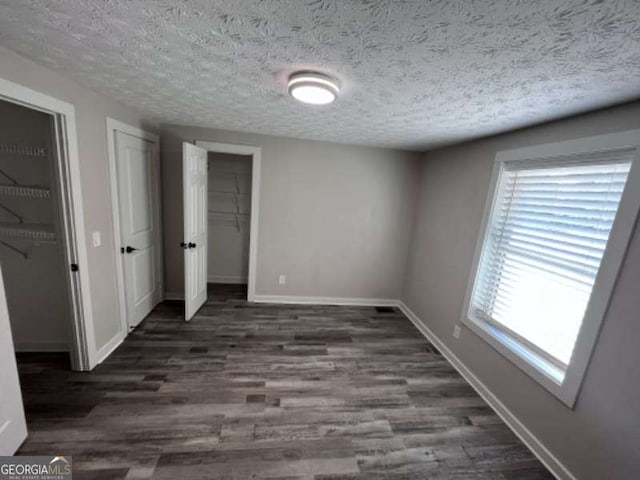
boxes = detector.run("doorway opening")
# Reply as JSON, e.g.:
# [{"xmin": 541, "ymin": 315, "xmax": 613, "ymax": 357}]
[
  {"xmin": 195, "ymin": 141, "xmax": 261, "ymax": 302},
  {"xmin": 0, "ymin": 76, "xmax": 96, "ymax": 453},
  {"xmin": 0, "ymin": 91, "xmax": 95, "ymax": 451},
  {"xmin": 0, "ymin": 92, "xmax": 92, "ymax": 368},
  {"xmin": 207, "ymin": 152, "xmax": 252, "ymax": 300},
  {"xmin": 0, "ymin": 99, "xmax": 73, "ymax": 358}
]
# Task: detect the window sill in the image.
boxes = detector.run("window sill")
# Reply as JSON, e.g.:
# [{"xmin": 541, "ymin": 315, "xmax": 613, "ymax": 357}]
[{"xmin": 463, "ymin": 312, "xmax": 574, "ymax": 407}]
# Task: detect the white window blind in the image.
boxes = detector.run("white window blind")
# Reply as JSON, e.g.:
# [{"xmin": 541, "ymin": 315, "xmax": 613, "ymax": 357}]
[{"xmin": 472, "ymin": 152, "xmax": 633, "ymax": 369}]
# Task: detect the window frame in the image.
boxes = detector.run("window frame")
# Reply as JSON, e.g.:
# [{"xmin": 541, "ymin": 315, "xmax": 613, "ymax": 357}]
[{"xmin": 461, "ymin": 129, "xmax": 640, "ymax": 407}]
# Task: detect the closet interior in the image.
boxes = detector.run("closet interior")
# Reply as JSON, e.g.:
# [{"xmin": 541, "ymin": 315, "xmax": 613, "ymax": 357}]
[
  {"xmin": 0, "ymin": 99, "xmax": 72, "ymax": 355},
  {"xmin": 207, "ymin": 152, "xmax": 252, "ymax": 288}
]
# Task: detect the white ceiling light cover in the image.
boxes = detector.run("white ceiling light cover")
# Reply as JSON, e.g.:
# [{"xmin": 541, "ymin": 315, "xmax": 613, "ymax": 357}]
[{"xmin": 288, "ymin": 72, "xmax": 340, "ymax": 105}]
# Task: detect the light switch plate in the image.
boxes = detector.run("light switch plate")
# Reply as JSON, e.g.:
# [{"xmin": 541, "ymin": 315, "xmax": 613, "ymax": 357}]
[{"xmin": 92, "ymin": 231, "xmax": 101, "ymax": 247}]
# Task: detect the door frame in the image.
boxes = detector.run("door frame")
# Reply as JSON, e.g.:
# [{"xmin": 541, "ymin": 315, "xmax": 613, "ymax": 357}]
[
  {"xmin": 195, "ymin": 141, "xmax": 261, "ymax": 301},
  {"xmin": 0, "ymin": 77, "xmax": 95, "ymax": 370},
  {"xmin": 106, "ymin": 118, "xmax": 163, "ymax": 334}
]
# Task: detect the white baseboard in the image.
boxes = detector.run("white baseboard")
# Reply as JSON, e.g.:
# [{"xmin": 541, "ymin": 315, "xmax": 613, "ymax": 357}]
[
  {"xmin": 95, "ymin": 331, "xmax": 125, "ymax": 365},
  {"xmin": 14, "ymin": 341, "xmax": 69, "ymax": 352},
  {"xmin": 251, "ymin": 294, "xmax": 398, "ymax": 307},
  {"xmin": 396, "ymin": 301, "xmax": 575, "ymax": 480},
  {"xmin": 164, "ymin": 291, "xmax": 185, "ymax": 300},
  {"xmin": 208, "ymin": 275, "xmax": 247, "ymax": 284}
]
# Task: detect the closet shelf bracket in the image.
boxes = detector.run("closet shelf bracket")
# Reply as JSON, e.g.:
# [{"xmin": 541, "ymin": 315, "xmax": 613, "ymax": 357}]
[
  {"xmin": 0, "ymin": 203, "xmax": 23, "ymax": 223},
  {"xmin": 0, "ymin": 167, "xmax": 19, "ymax": 185},
  {"xmin": 0, "ymin": 240, "xmax": 28, "ymax": 259}
]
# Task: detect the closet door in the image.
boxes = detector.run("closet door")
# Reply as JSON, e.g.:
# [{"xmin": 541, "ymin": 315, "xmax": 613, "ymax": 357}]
[
  {"xmin": 115, "ymin": 131, "xmax": 160, "ymax": 329},
  {"xmin": 0, "ymin": 268, "xmax": 27, "ymax": 454},
  {"xmin": 182, "ymin": 143, "xmax": 208, "ymax": 321}
]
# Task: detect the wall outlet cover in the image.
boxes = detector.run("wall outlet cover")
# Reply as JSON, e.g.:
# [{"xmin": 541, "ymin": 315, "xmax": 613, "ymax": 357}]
[
  {"xmin": 92, "ymin": 231, "xmax": 101, "ymax": 247},
  {"xmin": 453, "ymin": 325, "xmax": 461, "ymax": 339},
  {"xmin": 278, "ymin": 275, "xmax": 286, "ymax": 285}
]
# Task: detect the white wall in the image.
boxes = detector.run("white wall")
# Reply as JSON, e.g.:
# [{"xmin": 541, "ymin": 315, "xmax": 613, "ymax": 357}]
[
  {"xmin": 403, "ymin": 100, "xmax": 640, "ymax": 480},
  {"xmin": 207, "ymin": 152, "xmax": 252, "ymax": 284},
  {"xmin": 0, "ymin": 100, "xmax": 70, "ymax": 351},
  {"xmin": 161, "ymin": 125, "xmax": 421, "ymax": 300},
  {"xmin": 0, "ymin": 46, "xmax": 157, "ymax": 356}
]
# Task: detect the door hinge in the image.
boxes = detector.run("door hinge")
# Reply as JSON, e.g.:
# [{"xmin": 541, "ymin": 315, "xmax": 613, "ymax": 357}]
[{"xmin": 70, "ymin": 263, "xmax": 79, "ymax": 272}]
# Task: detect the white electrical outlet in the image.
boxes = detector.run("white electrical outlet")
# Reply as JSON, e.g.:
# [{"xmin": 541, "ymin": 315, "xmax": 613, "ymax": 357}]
[
  {"xmin": 453, "ymin": 325, "xmax": 461, "ymax": 339},
  {"xmin": 92, "ymin": 231, "xmax": 101, "ymax": 247},
  {"xmin": 278, "ymin": 275, "xmax": 286, "ymax": 285}
]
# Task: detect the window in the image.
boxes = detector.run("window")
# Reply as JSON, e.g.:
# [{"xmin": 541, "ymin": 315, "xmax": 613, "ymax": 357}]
[
  {"xmin": 462, "ymin": 130, "xmax": 640, "ymax": 407},
  {"xmin": 476, "ymin": 160, "xmax": 631, "ymax": 371}
]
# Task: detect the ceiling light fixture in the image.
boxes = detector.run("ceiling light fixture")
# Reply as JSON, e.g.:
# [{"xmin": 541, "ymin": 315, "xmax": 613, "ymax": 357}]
[{"xmin": 288, "ymin": 72, "xmax": 339, "ymax": 105}]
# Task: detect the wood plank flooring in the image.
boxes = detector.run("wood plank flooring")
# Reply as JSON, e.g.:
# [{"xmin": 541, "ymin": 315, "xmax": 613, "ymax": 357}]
[{"xmin": 16, "ymin": 284, "xmax": 553, "ymax": 479}]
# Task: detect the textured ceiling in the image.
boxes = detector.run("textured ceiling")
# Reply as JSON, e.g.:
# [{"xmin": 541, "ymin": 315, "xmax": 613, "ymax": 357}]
[{"xmin": 1, "ymin": 1, "xmax": 640, "ymax": 150}]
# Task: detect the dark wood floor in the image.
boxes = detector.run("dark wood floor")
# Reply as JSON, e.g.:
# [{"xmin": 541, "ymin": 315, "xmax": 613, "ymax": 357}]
[{"xmin": 16, "ymin": 284, "xmax": 553, "ymax": 479}]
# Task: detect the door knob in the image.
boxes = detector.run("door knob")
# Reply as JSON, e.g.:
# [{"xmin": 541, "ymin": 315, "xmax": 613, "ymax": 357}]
[
  {"xmin": 125, "ymin": 246, "xmax": 138, "ymax": 253},
  {"xmin": 188, "ymin": 242, "xmax": 196, "ymax": 249}
]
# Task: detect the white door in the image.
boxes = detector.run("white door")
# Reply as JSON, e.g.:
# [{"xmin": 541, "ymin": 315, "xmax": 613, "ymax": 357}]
[
  {"xmin": 183, "ymin": 142, "xmax": 208, "ymax": 321},
  {"xmin": 116, "ymin": 131, "xmax": 160, "ymax": 329},
  {"xmin": 0, "ymin": 268, "xmax": 27, "ymax": 454}
]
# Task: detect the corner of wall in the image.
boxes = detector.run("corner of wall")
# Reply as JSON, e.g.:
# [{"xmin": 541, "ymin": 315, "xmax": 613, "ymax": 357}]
[{"xmin": 399, "ymin": 153, "xmax": 426, "ymax": 303}]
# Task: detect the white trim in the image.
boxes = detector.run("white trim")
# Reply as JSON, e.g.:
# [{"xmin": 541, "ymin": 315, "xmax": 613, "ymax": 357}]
[
  {"xmin": 164, "ymin": 291, "xmax": 185, "ymax": 301},
  {"xmin": 107, "ymin": 119, "xmax": 159, "ymax": 144},
  {"xmin": 208, "ymin": 275, "xmax": 247, "ymax": 284},
  {"xmin": 195, "ymin": 141, "xmax": 261, "ymax": 302},
  {"xmin": 495, "ymin": 129, "xmax": 640, "ymax": 163},
  {"xmin": 461, "ymin": 129, "xmax": 640, "ymax": 407},
  {"xmin": 397, "ymin": 301, "xmax": 576, "ymax": 480},
  {"xmin": 95, "ymin": 330, "xmax": 125, "ymax": 365},
  {"xmin": 251, "ymin": 294, "xmax": 398, "ymax": 306},
  {"xmin": 0, "ymin": 77, "xmax": 95, "ymax": 371},
  {"xmin": 14, "ymin": 342, "xmax": 69, "ymax": 353},
  {"xmin": 106, "ymin": 118, "xmax": 163, "ymax": 335}
]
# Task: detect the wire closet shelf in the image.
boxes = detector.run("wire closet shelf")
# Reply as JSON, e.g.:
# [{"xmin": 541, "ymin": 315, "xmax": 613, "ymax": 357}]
[{"xmin": 0, "ymin": 143, "xmax": 55, "ymax": 259}]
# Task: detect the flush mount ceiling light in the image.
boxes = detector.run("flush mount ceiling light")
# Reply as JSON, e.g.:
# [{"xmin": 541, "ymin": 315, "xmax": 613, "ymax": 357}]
[{"xmin": 288, "ymin": 72, "xmax": 340, "ymax": 105}]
